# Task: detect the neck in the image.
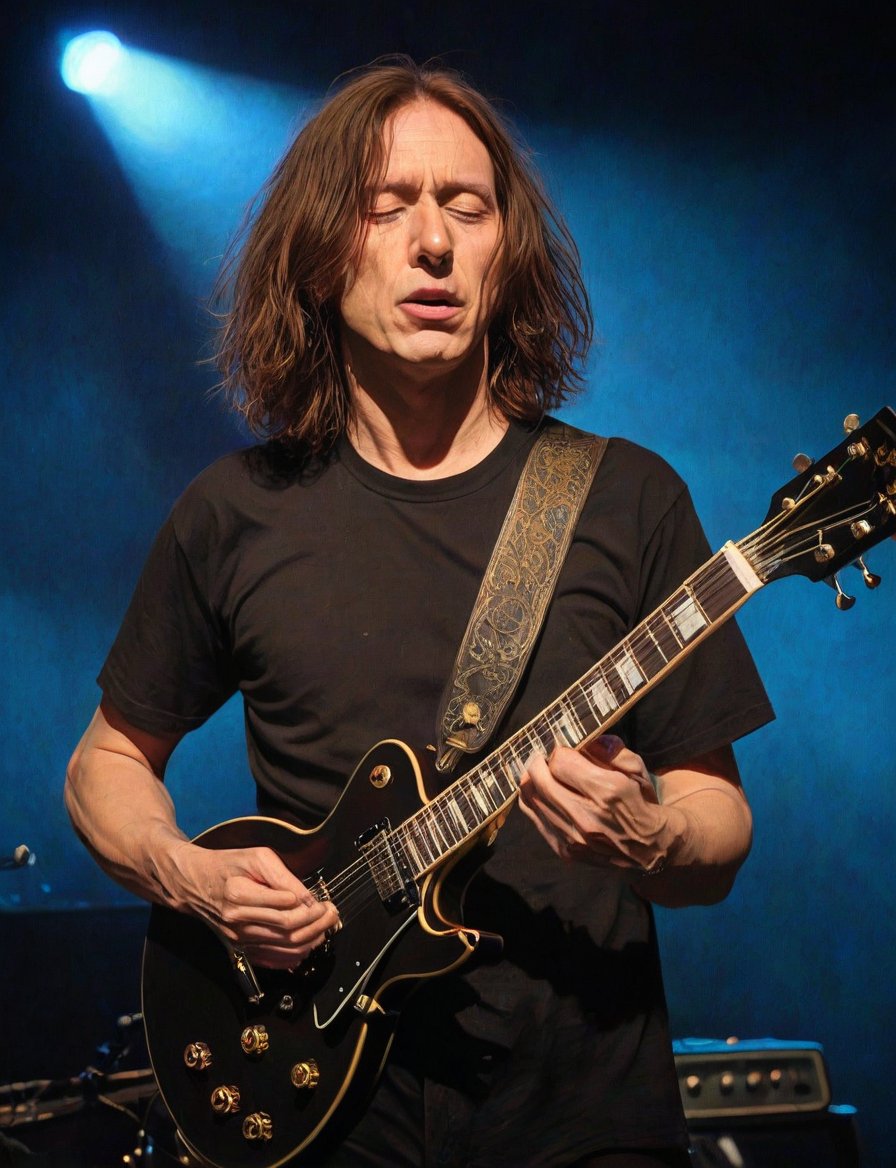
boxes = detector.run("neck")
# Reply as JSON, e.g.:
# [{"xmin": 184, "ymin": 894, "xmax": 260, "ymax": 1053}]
[{"xmin": 343, "ymin": 340, "xmax": 509, "ymax": 479}]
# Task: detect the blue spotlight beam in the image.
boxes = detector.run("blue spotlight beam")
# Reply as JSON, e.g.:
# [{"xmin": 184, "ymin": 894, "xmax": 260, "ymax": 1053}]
[{"xmin": 60, "ymin": 31, "xmax": 125, "ymax": 96}]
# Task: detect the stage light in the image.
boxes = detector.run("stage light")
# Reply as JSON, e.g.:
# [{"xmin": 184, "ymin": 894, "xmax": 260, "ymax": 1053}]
[
  {"xmin": 59, "ymin": 30, "xmax": 314, "ymax": 295},
  {"xmin": 60, "ymin": 31, "xmax": 125, "ymax": 96}
]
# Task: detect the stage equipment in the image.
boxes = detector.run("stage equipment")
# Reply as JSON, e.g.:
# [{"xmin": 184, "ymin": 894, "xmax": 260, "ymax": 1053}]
[
  {"xmin": 60, "ymin": 31, "xmax": 125, "ymax": 96},
  {"xmin": 674, "ymin": 1037, "xmax": 862, "ymax": 1168}
]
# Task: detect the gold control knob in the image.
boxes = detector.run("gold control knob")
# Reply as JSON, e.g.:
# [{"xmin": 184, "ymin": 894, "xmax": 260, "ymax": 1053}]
[
  {"xmin": 242, "ymin": 1112, "xmax": 273, "ymax": 1143},
  {"xmin": 183, "ymin": 1041, "xmax": 212, "ymax": 1070},
  {"xmin": 685, "ymin": 1074, "xmax": 701, "ymax": 1095},
  {"xmin": 770, "ymin": 1068, "xmax": 783, "ymax": 1087},
  {"xmin": 719, "ymin": 1072, "xmax": 734, "ymax": 1094},
  {"xmin": 291, "ymin": 1059, "xmax": 321, "ymax": 1090},
  {"xmin": 746, "ymin": 1070, "xmax": 763, "ymax": 1091},
  {"xmin": 210, "ymin": 1085, "xmax": 241, "ymax": 1115},
  {"xmin": 240, "ymin": 1024, "xmax": 269, "ymax": 1055}
]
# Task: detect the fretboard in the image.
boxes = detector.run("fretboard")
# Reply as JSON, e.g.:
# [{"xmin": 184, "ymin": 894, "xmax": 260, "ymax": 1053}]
[{"xmin": 391, "ymin": 540, "xmax": 764, "ymax": 878}]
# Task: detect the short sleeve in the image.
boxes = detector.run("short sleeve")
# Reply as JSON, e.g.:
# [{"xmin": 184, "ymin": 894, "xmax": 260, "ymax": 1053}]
[
  {"xmin": 623, "ymin": 483, "xmax": 774, "ymax": 772},
  {"xmin": 98, "ymin": 507, "xmax": 238, "ymax": 736}
]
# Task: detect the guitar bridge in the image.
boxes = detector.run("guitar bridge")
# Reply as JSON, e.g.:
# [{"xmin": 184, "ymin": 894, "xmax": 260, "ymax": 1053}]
[{"xmin": 356, "ymin": 819, "xmax": 419, "ymax": 912}]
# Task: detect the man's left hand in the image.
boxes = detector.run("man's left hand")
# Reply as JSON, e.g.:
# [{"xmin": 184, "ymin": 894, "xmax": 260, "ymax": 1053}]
[{"xmin": 518, "ymin": 734, "xmax": 671, "ymax": 875}]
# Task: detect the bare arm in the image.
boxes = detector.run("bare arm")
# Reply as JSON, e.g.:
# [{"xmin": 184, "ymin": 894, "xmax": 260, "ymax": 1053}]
[
  {"xmin": 65, "ymin": 701, "xmax": 340, "ymax": 966},
  {"xmin": 518, "ymin": 735, "xmax": 752, "ymax": 908}
]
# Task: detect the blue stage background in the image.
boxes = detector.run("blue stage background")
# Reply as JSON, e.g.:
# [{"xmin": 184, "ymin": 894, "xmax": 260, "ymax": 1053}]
[{"xmin": 2, "ymin": 3, "xmax": 893, "ymax": 1163}]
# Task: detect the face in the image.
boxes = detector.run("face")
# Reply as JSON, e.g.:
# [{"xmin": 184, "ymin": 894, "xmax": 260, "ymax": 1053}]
[{"xmin": 339, "ymin": 100, "xmax": 502, "ymax": 378}]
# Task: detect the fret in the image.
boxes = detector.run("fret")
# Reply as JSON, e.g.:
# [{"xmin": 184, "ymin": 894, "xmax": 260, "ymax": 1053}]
[
  {"xmin": 503, "ymin": 743, "xmax": 525, "ymax": 779},
  {"xmin": 548, "ymin": 702, "xmax": 583, "ymax": 747},
  {"xmin": 664, "ymin": 589, "xmax": 703, "ymax": 642},
  {"xmin": 428, "ymin": 807, "xmax": 453, "ymax": 853},
  {"xmin": 521, "ymin": 726, "xmax": 547, "ymax": 758},
  {"xmin": 629, "ymin": 628, "xmax": 668, "ymax": 681},
  {"xmin": 694, "ymin": 565, "xmax": 748, "ymax": 622},
  {"xmin": 604, "ymin": 665, "xmax": 630, "ymax": 708},
  {"xmin": 612, "ymin": 646, "xmax": 645, "ymax": 696},
  {"xmin": 413, "ymin": 822, "xmax": 436, "ymax": 867},
  {"xmin": 572, "ymin": 678, "xmax": 595, "ymax": 720},
  {"xmin": 468, "ymin": 779, "xmax": 493, "ymax": 817},
  {"xmin": 403, "ymin": 829, "xmax": 425, "ymax": 872},
  {"xmin": 684, "ymin": 584, "xmax": 710, "ymax": 626},
  {"xmin": 455, "ymin": 785, "xmax": 477, "ymax": 828},
  {"xmin": 588, "ymin": 672, "xmax": 618, "ymax": 719},
  {"xmin": 487, "ymin": 763, "xmax": 511, "ymax": 802},
  {"xmin": 445, "ymin": 795, "xmax": 467, "ymax": 836},
  {"xmin": 389, "ymin": 545, "xmax": 766, "ymax": 881},
  {"xmin": 645, "ymin": 621, "xmax": 669, "ymax": 664},
  {"xmin": 649, "ymin": 609, "xmax": 683, "ymax": 661}
]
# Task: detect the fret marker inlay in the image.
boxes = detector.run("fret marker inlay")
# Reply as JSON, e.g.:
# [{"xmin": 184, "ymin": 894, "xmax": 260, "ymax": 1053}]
[{"xmin": 669, "ymin": 596, "xmax": 706, "ymax": 640}]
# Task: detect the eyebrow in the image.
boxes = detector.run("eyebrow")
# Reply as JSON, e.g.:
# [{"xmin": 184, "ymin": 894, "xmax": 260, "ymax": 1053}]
[{"xmin": 374, "ymin": 179, "xmax": 496, "ymax": 207}]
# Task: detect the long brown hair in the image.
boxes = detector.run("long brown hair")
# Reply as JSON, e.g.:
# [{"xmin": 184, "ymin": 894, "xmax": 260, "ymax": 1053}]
[{"xmin": 214, "ymin": 58, "xmax": 592, "ymax": 451}]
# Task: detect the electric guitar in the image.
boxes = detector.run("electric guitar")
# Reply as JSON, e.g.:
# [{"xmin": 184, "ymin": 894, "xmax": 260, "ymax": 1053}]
[{"xmin": 142, "ymin": 408, "xmax": 896, "ymax": 1168}]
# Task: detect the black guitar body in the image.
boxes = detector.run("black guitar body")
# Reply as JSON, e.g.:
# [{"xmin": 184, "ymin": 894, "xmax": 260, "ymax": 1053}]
[{"xmin": 142, "ymin": 740, "xmax": 501, "ymax": 1168}]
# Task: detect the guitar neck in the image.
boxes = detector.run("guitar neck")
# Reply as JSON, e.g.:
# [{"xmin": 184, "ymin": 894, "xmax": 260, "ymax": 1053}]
[{"xmin": 393, "ymin": 541, "xmax": 765, "ymax": 878}]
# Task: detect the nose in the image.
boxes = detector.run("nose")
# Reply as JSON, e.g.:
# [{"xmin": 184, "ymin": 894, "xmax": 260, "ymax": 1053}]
[{"xmin": 410, "ymin": 200, "xmax": 452, "ymax": 272}]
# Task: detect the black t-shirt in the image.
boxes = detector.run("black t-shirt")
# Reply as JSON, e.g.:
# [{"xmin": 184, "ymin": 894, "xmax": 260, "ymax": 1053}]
[{"xmin": 99, "ymin": 418, "xmax": 773, "ymax": 1161}]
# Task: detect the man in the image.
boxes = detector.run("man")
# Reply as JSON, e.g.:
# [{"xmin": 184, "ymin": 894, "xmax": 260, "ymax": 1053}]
[{"xmin": 66, "ymin": 60, "xmax": 772, "ymax": 1167}]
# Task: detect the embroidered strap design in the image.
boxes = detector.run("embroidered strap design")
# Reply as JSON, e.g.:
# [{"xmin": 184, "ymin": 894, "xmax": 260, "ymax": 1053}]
[{"xmin": 435, "ymin": 422, "xmax": 607, "ymax": 773}]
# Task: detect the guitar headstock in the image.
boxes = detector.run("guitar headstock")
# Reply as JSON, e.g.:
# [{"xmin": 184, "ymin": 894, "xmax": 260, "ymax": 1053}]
[{"xmin": 740, "ymin": 407, "xmax": 896, "ymax": 605}]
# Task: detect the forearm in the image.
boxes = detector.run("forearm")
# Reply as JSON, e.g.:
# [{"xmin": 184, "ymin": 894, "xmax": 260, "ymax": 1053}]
[
  {"xmin": 632, "ymin": 775, "xmax": 752, "ymax": 908},
  {"xmin": 66, "ymin": 705, "xmax": 340, "ymax": 967},
  {"xmin": 65, "ymin": 716, "xmax": 196, "ymax": 908}
]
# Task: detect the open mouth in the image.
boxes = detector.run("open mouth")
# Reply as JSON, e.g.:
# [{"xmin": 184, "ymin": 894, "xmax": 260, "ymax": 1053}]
[{"xmin": 400, "ymin": 295, "xmax": 463, "ymax": 321}]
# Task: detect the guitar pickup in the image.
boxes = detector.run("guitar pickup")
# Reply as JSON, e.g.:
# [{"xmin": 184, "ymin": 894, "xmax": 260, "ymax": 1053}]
[{"xmin": 356, "ymin": 819, "xmax": 420, "ymax": 912}]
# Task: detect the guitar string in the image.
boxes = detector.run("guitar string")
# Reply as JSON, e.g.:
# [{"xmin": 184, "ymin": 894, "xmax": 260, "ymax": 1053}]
[
  {"xmin": 318, "ymin": 487, "xmax": 883, "ymax": 924},
  {"xmin": 325, "ymin": 514, "xmax": 875, "ymax": 923}
]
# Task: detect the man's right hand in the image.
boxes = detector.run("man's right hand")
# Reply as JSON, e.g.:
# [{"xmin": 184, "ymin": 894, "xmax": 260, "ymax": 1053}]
[
  {"xmin": 66, "ymin": 702, "xmax": 340, "ymax": 970},
  {"xmin": 168, "ymin": 840, "xmax": 341, "ymax": 969}
]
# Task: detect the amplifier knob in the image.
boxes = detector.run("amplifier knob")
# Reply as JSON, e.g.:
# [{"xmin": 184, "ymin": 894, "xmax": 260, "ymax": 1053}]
[
  {"xmin": 242, "ymin": 1112, "xmax": 273, "ymax": 1142},
  {"xmin": 210, "ymin": 1084, "xmax": 241, "ymax": 1115},
  {"xmin": 719, "ymin": 1072, "xmax": 734, "ymax": 1094},
  {"xmin": 685, "ymin": 1074, "xmax": 701, "ymax": 1095},
  {"xmin": 770, "ymin": 1068, "xmax": 783, "ymax": 1087},
  {"xmin": 746, "ymin": 1070, "xmax": 763, "ymax": 1091},
  {"xmin": 183, "ymin": 1041, "xmax": 212, "ymax": 1070},
  {"xmin": 291, "ymin": 1059, "xmax": 321, "ymax": 1091}
]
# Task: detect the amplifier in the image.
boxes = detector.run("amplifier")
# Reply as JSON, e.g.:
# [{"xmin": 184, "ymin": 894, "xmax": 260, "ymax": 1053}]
[{"xmin": 673, "ymin": 1037, "xmax": 831, "ymax": 1119}]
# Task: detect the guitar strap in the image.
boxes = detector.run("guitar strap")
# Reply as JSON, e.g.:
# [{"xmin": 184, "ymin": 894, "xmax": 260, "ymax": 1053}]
[{"xmin": 434, "ymin": 421, "xmax": 608, "ymax": 774}]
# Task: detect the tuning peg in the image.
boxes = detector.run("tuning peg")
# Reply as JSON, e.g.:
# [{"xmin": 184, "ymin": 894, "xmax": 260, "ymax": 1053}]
[
  {"xmin": 853, "ymin": 556, "xmax": 881, "ymax": 589},
  {"xmin": 824, "ymin": 572, "xmax": 856, "ymax": 610},
  {"xmin": 792, "ymin": 453, "xmax": 813, "ymax": 473},
  {"xmin": 843, "ymin": 414, "xmax": 861, "ymax": 434}
]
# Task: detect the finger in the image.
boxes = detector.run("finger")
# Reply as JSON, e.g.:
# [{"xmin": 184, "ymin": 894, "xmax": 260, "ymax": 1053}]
[
  {"xmin": 518, "ymin": 796, "xmax": 640, "ymax": 869},
  {"xmin": 244, "ymin": 849, "xmax": 321, "ymax": 906},
  {"xmin": 234, "ymin": 910, "xmax": 336, "ymax": 949},
  {"xmin": 221, "ymin": 884, "xmax": 335, "ymax": 929},
  {"xmin": 586, "ymin": 734, "xmax": 625, "ymax": 763},
  {"xmin": 582, "ymin": 738, "xmax": 655, "ymax": 794}
]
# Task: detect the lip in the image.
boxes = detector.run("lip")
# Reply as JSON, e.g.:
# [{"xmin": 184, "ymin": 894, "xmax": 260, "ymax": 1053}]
[{"xmin": 399, "ymin": 288, "xmax": 463, "ymax": 322}]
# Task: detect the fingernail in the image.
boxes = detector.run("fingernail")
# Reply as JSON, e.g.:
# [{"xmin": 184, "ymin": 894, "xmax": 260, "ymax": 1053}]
[{"xmin": 594, "ymin": 734, "xmax": 624, "ymax": 759}]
